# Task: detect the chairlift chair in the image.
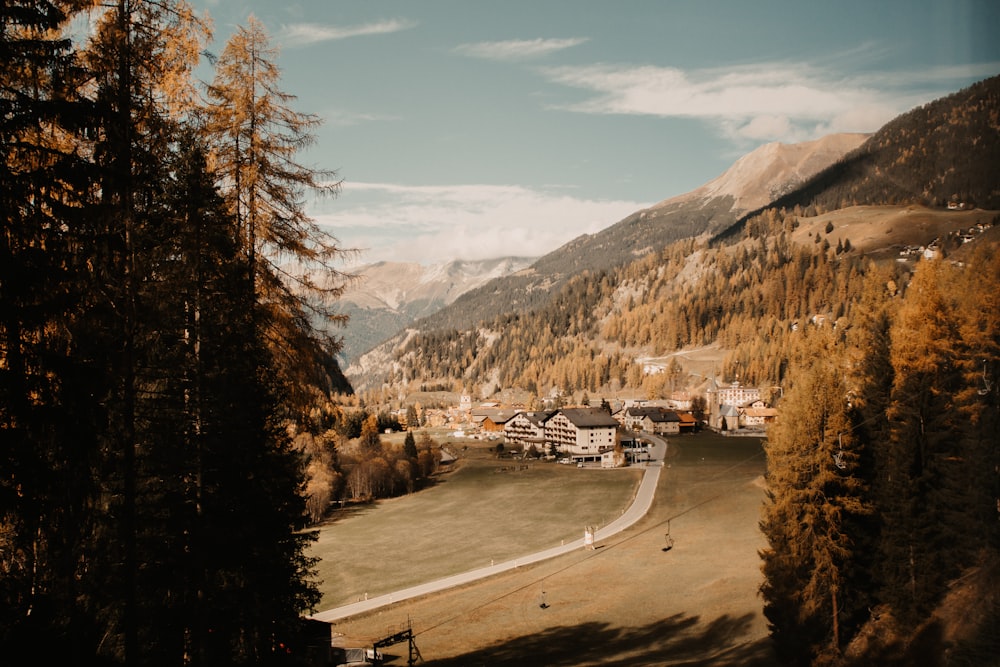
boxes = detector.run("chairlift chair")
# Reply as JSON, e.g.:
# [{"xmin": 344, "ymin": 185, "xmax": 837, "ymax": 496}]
[
  {"xmin": 978, "ymin": 360, "xmax": 993, "ymax": 396},
  {"xmin": 833, "ymin": 433, "xmax": 847, "ymax": 470}
]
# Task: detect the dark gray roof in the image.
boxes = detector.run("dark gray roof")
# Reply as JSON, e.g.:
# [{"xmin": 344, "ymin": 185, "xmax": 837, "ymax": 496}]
[
  {"xmin": 520, "ymin": 410, "xmax": 555, "ymax": 426},
  {"xmin": 626, "ymin": 406, "xmax": 680, "ymax": 422},
  {"xmin": 557, "ymin": 407, "xmax": 620, "ymax": 428}
]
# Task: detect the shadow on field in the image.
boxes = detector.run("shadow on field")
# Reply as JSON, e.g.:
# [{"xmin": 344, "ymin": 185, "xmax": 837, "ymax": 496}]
[
  {"xmin": 421, "ymin": 612, "xmax": 775, "ymax": 666},
  {"xmin": 318, "ymin": 476, "xmax": 450, "ymax": 526},
  {"xmin": 316, "ymin": 501, "xmax": 382, "ymax": 526}
]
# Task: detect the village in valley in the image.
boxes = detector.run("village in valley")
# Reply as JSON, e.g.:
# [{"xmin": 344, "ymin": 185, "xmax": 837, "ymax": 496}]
[{"xmin": 392, "ymin": 378, "xmax": 776, "ymax": 468}]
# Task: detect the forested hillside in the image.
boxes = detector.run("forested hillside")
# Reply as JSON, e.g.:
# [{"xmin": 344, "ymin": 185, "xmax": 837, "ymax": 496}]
[
  {"xmin": 719, "ymin": 75, "xmax": 1000, "ymax": 243},
  {"xmin": 760, "ymin": 244, "xmax": 999, "ymax": 665},
  {"xmin": 384, "ymin": 214, "xmax": 995, "ymax": 400},
  {"xmin": 370, "ymin": 76, "xmax": 1000, "ymax": 402},
  {"xmin": 1, "ymin": 4, "xmax": 349, "ymax": 663},
  {"xmin": 401, "ymin": 135, "xmax": 864, "ymax": 338}
]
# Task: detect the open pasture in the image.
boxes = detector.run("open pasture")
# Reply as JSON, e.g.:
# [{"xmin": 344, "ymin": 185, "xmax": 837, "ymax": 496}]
[
  {"xmin": 320, "ymin": 433, "xmax": 775, "ymax": 665},
  {"xmin": 309, "ymin": 440, "xmax": 643, "ymax": 609}
]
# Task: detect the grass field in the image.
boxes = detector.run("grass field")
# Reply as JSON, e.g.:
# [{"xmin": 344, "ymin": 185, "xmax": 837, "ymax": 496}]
[
  {"xmin": 323, "ymin": 431, "xmax": 774, "ymax": 665},
  {"xmin": 308, "ymin": 441, "xmax": 644, "ymax": 609}
]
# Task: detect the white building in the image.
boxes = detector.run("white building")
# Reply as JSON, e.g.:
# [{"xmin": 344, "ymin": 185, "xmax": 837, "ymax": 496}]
[
  {"xmin": 715, "ymin": 381, "xmax": 761, "ymax": 407},
  {"xmin": 739, "ymin": 399, "xmax": 778, "ymax": 428},
  {"xmin": 545, "ymin": 408, "xmax": 619, "ymax": 459},
  {"xmin": 503, "ymin": 411, "xmax": 553, "ymax": 450}
]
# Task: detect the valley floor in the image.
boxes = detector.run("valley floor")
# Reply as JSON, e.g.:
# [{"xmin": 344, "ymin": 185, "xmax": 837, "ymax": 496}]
[{"xmin": 327, "ymin": 433, "xmax": 774, "ymax": 666}]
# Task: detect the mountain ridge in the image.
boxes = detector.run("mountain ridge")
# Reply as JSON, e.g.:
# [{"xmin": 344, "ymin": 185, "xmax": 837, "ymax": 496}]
[
  {"xmin": 398, "ymin": 132, "xmax": 868, "ymax": 338},
  {"xmin": 344, "ymin": 133, "xmax": 869, "ymax": 389},
  {"xmin": 334, "ymin": 257, "xmax": 535, "ymax": 363},
  {"xmin": 680, "ymin": 133, "xmax": 871, "ymax": 211},
  {"xmin": 346, "ymin": 76, "xmax": 1000, "ymax": 394}
]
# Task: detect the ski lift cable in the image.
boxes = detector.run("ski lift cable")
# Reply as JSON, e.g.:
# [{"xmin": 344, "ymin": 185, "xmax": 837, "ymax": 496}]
[
  {"xmin": 415, "ymin": 447, "xmax": 766, "ymax": 639},
  {"xmin": 411, "ymin": 370, "xmax": 992, "ymax": 642}
]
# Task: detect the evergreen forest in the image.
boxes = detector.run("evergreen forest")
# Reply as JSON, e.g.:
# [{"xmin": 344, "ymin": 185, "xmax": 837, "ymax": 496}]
[{"xmin": 1, "ymin": 2, "xmax": 351, "ymax": 663}]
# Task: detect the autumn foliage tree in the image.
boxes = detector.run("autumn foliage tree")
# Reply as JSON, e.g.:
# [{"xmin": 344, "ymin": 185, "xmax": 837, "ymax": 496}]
[
  {"xmin": 204, "ymin": 15, "xmax": 349, "ymax": 411},
  {"xmin": 760, "ymin": 328, "xmax": 872, "ymax": 665},
  {"xmin": 877, "ymin": 255, "xmax": 1000, "ymax": 623},
  {"xmin": 0, "ymin": 0, "xmax": 101, "ymax": 658},
  {"xmin": 761, "ymin": 249, "xmax": 1000, "ymax": 665},
  {"xmin": 1, "ymin": 5, "xmax": 349, "ymax": 663}
]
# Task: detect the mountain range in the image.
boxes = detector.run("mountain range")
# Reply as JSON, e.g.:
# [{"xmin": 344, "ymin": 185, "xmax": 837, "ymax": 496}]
[
  {"xmin": 343, "ymin": 75, "xmax": 1000, "ymax": 395},
  {"xmin": 333, "ymin": 257, "xmax": 535, "ymax": 363},
  {"xmin": 342, "ymin": 133, "xmax": 868, "ymax": 388}
]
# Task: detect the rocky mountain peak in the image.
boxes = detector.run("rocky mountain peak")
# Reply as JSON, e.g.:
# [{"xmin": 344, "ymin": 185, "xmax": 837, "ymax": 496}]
[{"xmin": 667, "ymin": 133, "xmax": 869, "ymax": 214}]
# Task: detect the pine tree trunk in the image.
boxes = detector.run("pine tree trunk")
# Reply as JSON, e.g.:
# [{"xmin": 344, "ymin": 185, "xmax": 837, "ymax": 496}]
[{"xmin": 832, "ymin": 584, "xmax": 840, "ymax": 650}]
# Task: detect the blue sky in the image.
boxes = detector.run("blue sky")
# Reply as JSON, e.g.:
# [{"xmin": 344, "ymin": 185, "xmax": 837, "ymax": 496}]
[{"xmin": 194, "ymin": 0, "xmax": 1000, "ymax": 265}]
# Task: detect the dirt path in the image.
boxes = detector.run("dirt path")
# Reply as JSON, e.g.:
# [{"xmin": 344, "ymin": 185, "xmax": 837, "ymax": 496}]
[{"xmin": 327, "ymin": 435, "xmax": 774, "ymax": 665}]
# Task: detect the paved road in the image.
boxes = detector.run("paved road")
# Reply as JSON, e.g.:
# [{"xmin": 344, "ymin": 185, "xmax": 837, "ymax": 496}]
[{"xmin": 310, "ymin": 435, "xmax": 667, "ymax": 623}]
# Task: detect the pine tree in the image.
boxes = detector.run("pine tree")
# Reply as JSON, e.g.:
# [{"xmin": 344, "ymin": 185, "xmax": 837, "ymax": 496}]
[
  {"xmin": 121, "ymin": 125, "xmax": 321, "ymax": 665},
  {"xmin": 0, "ymin": 1, "xmax": 104, "ymax": 659},
  {"xmin": 3, "ymin": 3, "xmax": 333, "ymax": 662},
  {"xmin": 843, "ymin": 263, "xmax": 897, "ymax": 626},
  {"xmin": 879, "ymin": 259, "xmax": 968, "ymax": 621},
  {"xmin": 760, "ymin": 328, "xmax": 872, "ymax": 664},
  {"xmin": 879, "ymin": 254, "xmax": 1000, "ymax": 622},
  {"xmin": 359, "ymin": 413, "xmax": 382, "ymax": 454},
  {"xmin": 949, "ymin": 244, "xmax": 1000, "ymax": 550},
  {"xmin": 403, "ymin": 430, "xmax": 418, "ymax": 459},
  {"xmin": 203, "ymin": 15, "xmax": 349, "ymax": 411},
  {"xmin": 81, "ymin": 2, "xmax": 209, "ymax": 659}
]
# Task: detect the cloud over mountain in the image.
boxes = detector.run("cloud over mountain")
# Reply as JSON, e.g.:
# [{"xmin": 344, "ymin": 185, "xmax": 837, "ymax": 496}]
[
  {"xmin": 311, "ymin": 182, "xmax": 651, "ymax": 264},
  {"xmin": 539, "ymin": 61, "xmax": 989, "ymax": 143}
]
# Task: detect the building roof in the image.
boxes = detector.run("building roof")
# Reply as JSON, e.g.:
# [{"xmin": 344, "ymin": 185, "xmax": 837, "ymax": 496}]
[
  {"xmin": 626, "ymin": 406, "xmax": 680, "ymax": 422},
  {"xmin": 676, "ymin": 412, "xmax": 697, "ymax": 426},
  {"xmin": 557, "ymin": 407, "xmax": 620, "ymax": 428},
  {"xmin": 473, "ymin": 409, "xmax": 521, "ymax": 425},
  {"xmin": 517, "ymin": 410, "xmax": 555, "ymax": 426},
  {"xmin": 719, "ymin": 404, "xmax": 740, "ymax": 417}
]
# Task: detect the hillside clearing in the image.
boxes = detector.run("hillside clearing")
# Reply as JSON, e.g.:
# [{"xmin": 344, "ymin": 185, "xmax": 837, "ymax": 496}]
[{"xmin": 789, "ymin": 204, "xmax": 997, "ymax": 256}]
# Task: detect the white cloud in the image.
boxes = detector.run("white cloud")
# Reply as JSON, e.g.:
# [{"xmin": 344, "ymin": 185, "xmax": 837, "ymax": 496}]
[
  {"xmin": 544, "ymin": 62, "xmax": 878, "ymax": 118},
  {"xmin": 453, "ymin": 37, "xmax": 588, "ymax": 61},
  {"xmin": 310, "ymin": 181, "xmax": 650, "ymax": 264},
  {"xmin": 540, "ymin": 60, "xmax": 993, "ymax": 143},
  {"xmin": 278, "ymin": 18, "xmax": 417, "ymax": 46},
  {"xmin": 323, "ymin": 108, "xmax": 400, "ymax": 127}
]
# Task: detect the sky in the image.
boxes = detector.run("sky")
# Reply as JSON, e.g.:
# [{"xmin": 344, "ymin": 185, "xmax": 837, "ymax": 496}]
[{"xmin": 193, "ymin": 0, "xmax": 1000, "ymax": 266}]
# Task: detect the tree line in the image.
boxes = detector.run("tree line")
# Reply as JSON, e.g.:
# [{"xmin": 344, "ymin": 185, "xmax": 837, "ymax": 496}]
[
  {"xmin": 1, "ymin": 3, "xmax": 349, "ymax": 664},
  {"xmin": 760, "ymin": 246, "xmax": 999, "ymax": 665}
]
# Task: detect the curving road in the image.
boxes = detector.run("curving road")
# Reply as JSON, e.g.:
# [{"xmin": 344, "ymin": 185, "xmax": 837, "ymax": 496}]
[{"xmin": 310, "ymin": 435, "xmax": 667, "ymax": 623}]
